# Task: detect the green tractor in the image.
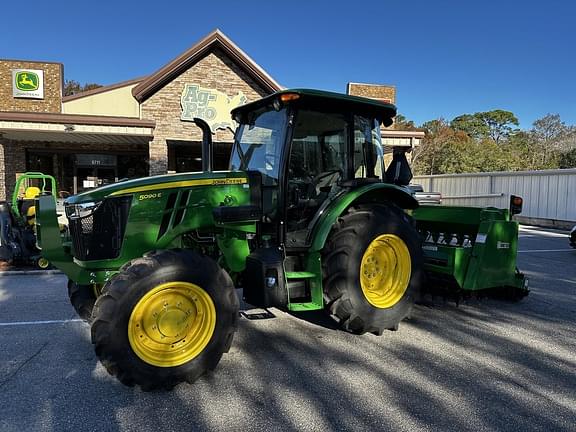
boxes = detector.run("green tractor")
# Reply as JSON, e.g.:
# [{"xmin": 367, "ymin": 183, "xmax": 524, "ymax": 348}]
[{"xmin": 35, "ymin": 89, "xmax": 526, "ymax": 390}]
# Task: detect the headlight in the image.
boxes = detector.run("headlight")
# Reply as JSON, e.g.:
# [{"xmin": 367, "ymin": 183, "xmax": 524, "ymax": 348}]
[
  {"xmin": 571, "ymin": 226, "xmax": 576, "ymax": 235},
  {"xmin": 65, "ymin": 201, "xmax": 101, "ymax": 219}
]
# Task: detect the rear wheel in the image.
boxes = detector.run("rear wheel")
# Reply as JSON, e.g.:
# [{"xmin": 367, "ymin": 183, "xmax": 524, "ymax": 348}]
[
  {"xmin": 67, "ymin": 279, "xmax": 96, "ymax": 322},
  {"xmin": 322, "ymin": 204, "xmax": 423, "ymax": 334},
  {"xmin": 91, "ymin": 249, "xmax": 239, "ymax": 391}
]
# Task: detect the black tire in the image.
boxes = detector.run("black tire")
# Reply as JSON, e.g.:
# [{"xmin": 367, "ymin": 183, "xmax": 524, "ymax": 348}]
[
  {"xmin": 67, "ymin": 279, "xmax": 96, "ymax": 322},
  {"xmin": 322, "ymin": 204, "xmax": 423, "ymax": 335},
  {"xmin": 91, "ymin": 249, "xmax": 239, "ymax": 391}
]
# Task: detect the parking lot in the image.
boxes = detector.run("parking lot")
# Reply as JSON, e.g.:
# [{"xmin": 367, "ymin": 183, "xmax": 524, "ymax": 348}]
[{"xmin": 0, "ymin": 225, "xmax": 575, "ymax": 432}]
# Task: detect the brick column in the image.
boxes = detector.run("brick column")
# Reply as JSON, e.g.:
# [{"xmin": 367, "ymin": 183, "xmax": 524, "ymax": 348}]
[
  {"xmin": 0, "ymin": 137, "xmax": 6, "ymax": 201},
  {"xmin": 2, "ymin": 140, "xmax": 26, "ymax": 200},
  {"xmin": 149, "ymin": 138, "xmax": 168, "ymax": 176}
]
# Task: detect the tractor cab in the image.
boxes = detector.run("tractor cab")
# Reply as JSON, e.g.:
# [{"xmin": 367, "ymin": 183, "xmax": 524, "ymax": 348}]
[{"xmin": 230, "ymin": 89, "xmax": 410, "ymax": 248}]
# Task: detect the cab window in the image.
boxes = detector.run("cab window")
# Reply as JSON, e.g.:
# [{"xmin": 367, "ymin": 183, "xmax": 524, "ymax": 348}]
[{"xmin": 354, "ymin": 115, "xmax": 384, "ymax": 180}]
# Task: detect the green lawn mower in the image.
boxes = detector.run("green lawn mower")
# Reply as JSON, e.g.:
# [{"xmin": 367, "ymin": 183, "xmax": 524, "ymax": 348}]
[{"xmin": 0, "ymin": 172, "xmax": 57, "ymax": 269}]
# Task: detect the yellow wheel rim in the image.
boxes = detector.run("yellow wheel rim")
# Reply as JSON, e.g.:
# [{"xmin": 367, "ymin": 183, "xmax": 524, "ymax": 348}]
[
  {"xmin": 360, "ymin": 234, "xmax": 411, "ymax": 309},
  {"xmin": 37, "ymin": 257, "xmax": 50, "ymax": 269},
  {"xmin": 128, "ymin": 281, "xmax": 216, "ymax": 367}
]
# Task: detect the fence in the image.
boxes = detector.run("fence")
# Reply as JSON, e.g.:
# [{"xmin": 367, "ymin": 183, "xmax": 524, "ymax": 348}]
[{"xmin": 413, "ymin": 169, "xmax": 576, "ymax": 225}]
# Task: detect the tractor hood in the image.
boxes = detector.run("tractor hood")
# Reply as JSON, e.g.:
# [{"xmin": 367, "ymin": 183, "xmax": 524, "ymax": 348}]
[{"xmin": 65, "ymin": 171, "xmax": 249, "ymax": 204}]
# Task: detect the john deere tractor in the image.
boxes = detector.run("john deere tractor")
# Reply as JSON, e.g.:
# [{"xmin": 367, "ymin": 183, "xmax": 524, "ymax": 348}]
[{"xmin": 36, "ymin": 89, "xmax": 526, "ymax": 390}]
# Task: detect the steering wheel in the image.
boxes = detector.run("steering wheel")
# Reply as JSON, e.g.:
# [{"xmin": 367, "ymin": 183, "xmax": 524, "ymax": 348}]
[{"xmin": 312, "ymin": 170, "xmax": 342, "ymax": 193}]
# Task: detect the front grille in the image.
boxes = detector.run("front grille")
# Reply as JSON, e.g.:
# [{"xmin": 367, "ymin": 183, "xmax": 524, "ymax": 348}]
[{"xmin": 68, "ymin": 196, "xmax": 132, "ymax": 261}]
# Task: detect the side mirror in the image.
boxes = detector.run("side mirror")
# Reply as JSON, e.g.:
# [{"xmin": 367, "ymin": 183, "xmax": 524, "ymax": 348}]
[{"xmin": 510, "ymin": 195, "xmax": 523, "ymax": 216}]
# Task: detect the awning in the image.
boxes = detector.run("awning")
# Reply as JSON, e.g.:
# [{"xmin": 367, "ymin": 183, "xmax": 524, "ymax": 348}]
[
  {"xmin": 381, "ymin": 129, "xmax": 424, "ymax": 149},
  {"xmin": 0, "ymin": 112, "xmax": 155, "ymax": 145}
]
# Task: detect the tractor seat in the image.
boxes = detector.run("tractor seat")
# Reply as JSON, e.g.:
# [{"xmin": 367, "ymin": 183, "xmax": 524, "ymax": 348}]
[
  {"xmin": 19, "ymin": 186, "xmax": 41, "ymax": 225},
  {"xmin": 385, "ymin": 150, "xmax": 413, "ymax": 186}
]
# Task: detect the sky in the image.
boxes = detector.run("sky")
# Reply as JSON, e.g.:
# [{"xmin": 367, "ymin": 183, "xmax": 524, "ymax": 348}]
[{"xmin": 1, "ymin": 0, "xmax": 575, "ymax": 129}]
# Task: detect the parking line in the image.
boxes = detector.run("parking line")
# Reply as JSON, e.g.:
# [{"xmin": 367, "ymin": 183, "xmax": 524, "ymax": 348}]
[
  {"xmin": 518, "ymin": 249, "xmax": 574, "ymax": 253},
  {"xmin": 0, "ymin": 319, "xmax": 85, "ymax": 327}
]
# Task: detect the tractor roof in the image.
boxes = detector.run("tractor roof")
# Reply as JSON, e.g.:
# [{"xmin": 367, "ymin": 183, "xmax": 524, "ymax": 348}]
[{"xmin": 232, "ymin": 88, "xmax": 397, "ymax": 123}]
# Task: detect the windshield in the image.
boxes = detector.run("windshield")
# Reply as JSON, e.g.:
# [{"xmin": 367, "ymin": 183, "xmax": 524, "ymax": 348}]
[{"xmin": 230, "ymin": 107, "xmax": 288, "ymax": 181}]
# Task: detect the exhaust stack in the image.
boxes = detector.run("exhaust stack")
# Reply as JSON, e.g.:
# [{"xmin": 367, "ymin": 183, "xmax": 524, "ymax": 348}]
[{"xmin": 193, "ymin": 117, "xmax": 213, "ymax": 172}]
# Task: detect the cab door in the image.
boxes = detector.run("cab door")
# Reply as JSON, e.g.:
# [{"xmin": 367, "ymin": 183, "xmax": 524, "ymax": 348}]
[{"xmin": 285, "ymin": 110, "xmax": 349, "ymax": 247}]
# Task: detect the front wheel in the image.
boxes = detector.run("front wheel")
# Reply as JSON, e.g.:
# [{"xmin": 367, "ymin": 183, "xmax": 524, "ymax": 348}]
[
  {"xmin": 322, "ymin": 204, "xmax": 423, "ymax": 334},
  {"xmin": 67, "ymin": 279, "xmax": 97, "ymax": 322},
  {"xmin": 91, "ymin": 250, "xmax": 239, "ymax": 391}
]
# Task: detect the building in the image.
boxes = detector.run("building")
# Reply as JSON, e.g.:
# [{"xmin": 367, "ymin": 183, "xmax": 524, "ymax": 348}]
[
  {"xmin": 346, "ymin": 82, "xmax": 424, "ymax": 164},
  {"xmin": 0, "ymin": 29, "xmax": 421, "ymax": 200}
]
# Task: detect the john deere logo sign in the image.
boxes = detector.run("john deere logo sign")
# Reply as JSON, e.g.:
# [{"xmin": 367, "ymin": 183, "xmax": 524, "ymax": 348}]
[
  {"xmin": 181, "ymin": 84, "xmax": 247, "ymax": 132},
  {"xmin": 12, "ymin": 69, "xmax": 44, "ymax": 99},
  {"xmin": 16, "ymin": 71, "xmax": 39, "ymax": 91}
]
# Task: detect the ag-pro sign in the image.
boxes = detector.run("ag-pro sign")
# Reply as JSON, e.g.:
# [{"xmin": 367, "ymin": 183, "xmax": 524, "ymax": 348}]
[{"xmin": 181, "ymin": 84, "xmax": 246, "ymax": 132}]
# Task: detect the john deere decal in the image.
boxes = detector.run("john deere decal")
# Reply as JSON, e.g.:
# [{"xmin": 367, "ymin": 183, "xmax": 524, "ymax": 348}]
[
  {"xmin": 181, "ymin": 84, "xmax": 247, "ymax": 132},
  {"xmin": 12, "ymin": 69, "xmax": 44, "ymax": 99}
]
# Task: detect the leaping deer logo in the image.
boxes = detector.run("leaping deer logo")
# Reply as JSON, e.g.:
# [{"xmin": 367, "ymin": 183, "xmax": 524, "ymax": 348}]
[
  {"xmin": 19, "ymin": 74, "xmax": 34, "ymax": 87},
  {"xmin": 16, "ymin": 72, "xmax": 39, "ymax": 91}
]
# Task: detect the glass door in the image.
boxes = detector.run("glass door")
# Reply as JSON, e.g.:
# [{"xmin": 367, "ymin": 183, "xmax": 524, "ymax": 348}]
[{"xmin": 96, "ymin": 167, "xmax": 117, "ymax": 187}]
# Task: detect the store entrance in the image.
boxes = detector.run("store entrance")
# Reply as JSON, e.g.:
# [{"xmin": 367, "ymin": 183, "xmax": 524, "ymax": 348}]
[
  {"xmin": 26, "ymin": 149, "xmax": 148, "ymax": 197},
  {"xmin": 74, "ymin": 154, "xmax": 118, "ymax": 194}
]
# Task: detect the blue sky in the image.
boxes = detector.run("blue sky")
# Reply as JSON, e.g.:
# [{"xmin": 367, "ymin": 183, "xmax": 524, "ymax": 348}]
[{"xmin": 1, "ymin": 0, "xmax": 574, "ymax": 129}]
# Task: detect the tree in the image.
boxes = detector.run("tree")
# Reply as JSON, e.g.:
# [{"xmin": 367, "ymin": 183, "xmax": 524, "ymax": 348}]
[
  {"xmin": 451, "ymin": 114, "xmax": 489, "ymax": 140},
  {"xmin": 479, "ymin": 110, "xmax": 519, "ymax": 143},
  {"xmin": 532, "ymin": 114, "xmax": 568, "ymax": 144},
  {"xmin": 507, "ymin": 131, "xmax": 541, "ymax": 170},
  {"xmin": 413, "ymin": 119, "xmax": 473, "ymax": 175},
  {"xmin": 393, "ymin": 114, "xmax": 418, "ymax": 131},
  {"xmin": 558, "ymin": 148, "xmax": 576, "ymax": 168},
  {"xmin": 414, "ymin": 111, "xmax": 576, "ymax": 174},
  {"xmin": 451, "ymin": 110, "xmax": 519, "ymax": 143},
  {"xmin": 530, "ymin": 114, "xmax": 576, "ymax": 166},
  {"xmin": 63, "ymin": 79, "xmax": 102, "ymax": 97}
]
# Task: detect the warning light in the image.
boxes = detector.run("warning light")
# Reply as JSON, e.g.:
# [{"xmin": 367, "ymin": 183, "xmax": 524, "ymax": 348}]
[
  {"xmin": 279, "ymin": 93, "xmax": 300, "ymax": 102},
  {"xmin": 510, "ymin": 195, "xmax": 523, "ymax": 216}
]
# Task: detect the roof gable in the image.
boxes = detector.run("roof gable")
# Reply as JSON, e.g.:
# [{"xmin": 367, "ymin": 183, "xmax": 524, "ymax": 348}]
[
  {"xmin": 62, "ymin": 76, "xmax": 146, "ymax": 102},
  {"xmin": 132, "ymin": 29, "xmax": 282, "ymax": 102}
]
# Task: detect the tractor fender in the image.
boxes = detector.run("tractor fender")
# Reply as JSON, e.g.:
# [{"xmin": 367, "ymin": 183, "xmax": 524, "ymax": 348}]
[{"xmin": 309, "ymin": 183, "xmax": 418, "ymax": 252}]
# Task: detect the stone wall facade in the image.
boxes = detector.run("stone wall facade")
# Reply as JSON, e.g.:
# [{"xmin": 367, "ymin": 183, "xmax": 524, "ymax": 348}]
[
  {"xmin": 141, "ymin": 48, "xmax": 273, "ymax": 175},
  {"xmin": 0, "ymin": 60, "xmax": 62, "ymax": 113},
  {"xmin": 347, "ymin": 83, "xmax": 396, "ymax": 104}
]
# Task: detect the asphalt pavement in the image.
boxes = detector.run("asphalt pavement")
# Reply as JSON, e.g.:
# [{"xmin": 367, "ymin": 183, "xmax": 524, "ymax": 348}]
[{"xmin": 0, "ymin": 225, "xmax": 574, "ymax": 432}]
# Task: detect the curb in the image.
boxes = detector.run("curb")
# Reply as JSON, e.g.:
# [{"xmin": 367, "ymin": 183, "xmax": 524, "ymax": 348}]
[{"xmin": 0, "ymin": 269, "xmax": 63, "ymax": 276}]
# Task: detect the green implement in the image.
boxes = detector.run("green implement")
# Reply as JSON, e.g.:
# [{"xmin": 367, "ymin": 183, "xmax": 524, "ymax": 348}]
[{"xmin": 412, "ymin": 204, "xmax": 528, "ymax": 298}]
